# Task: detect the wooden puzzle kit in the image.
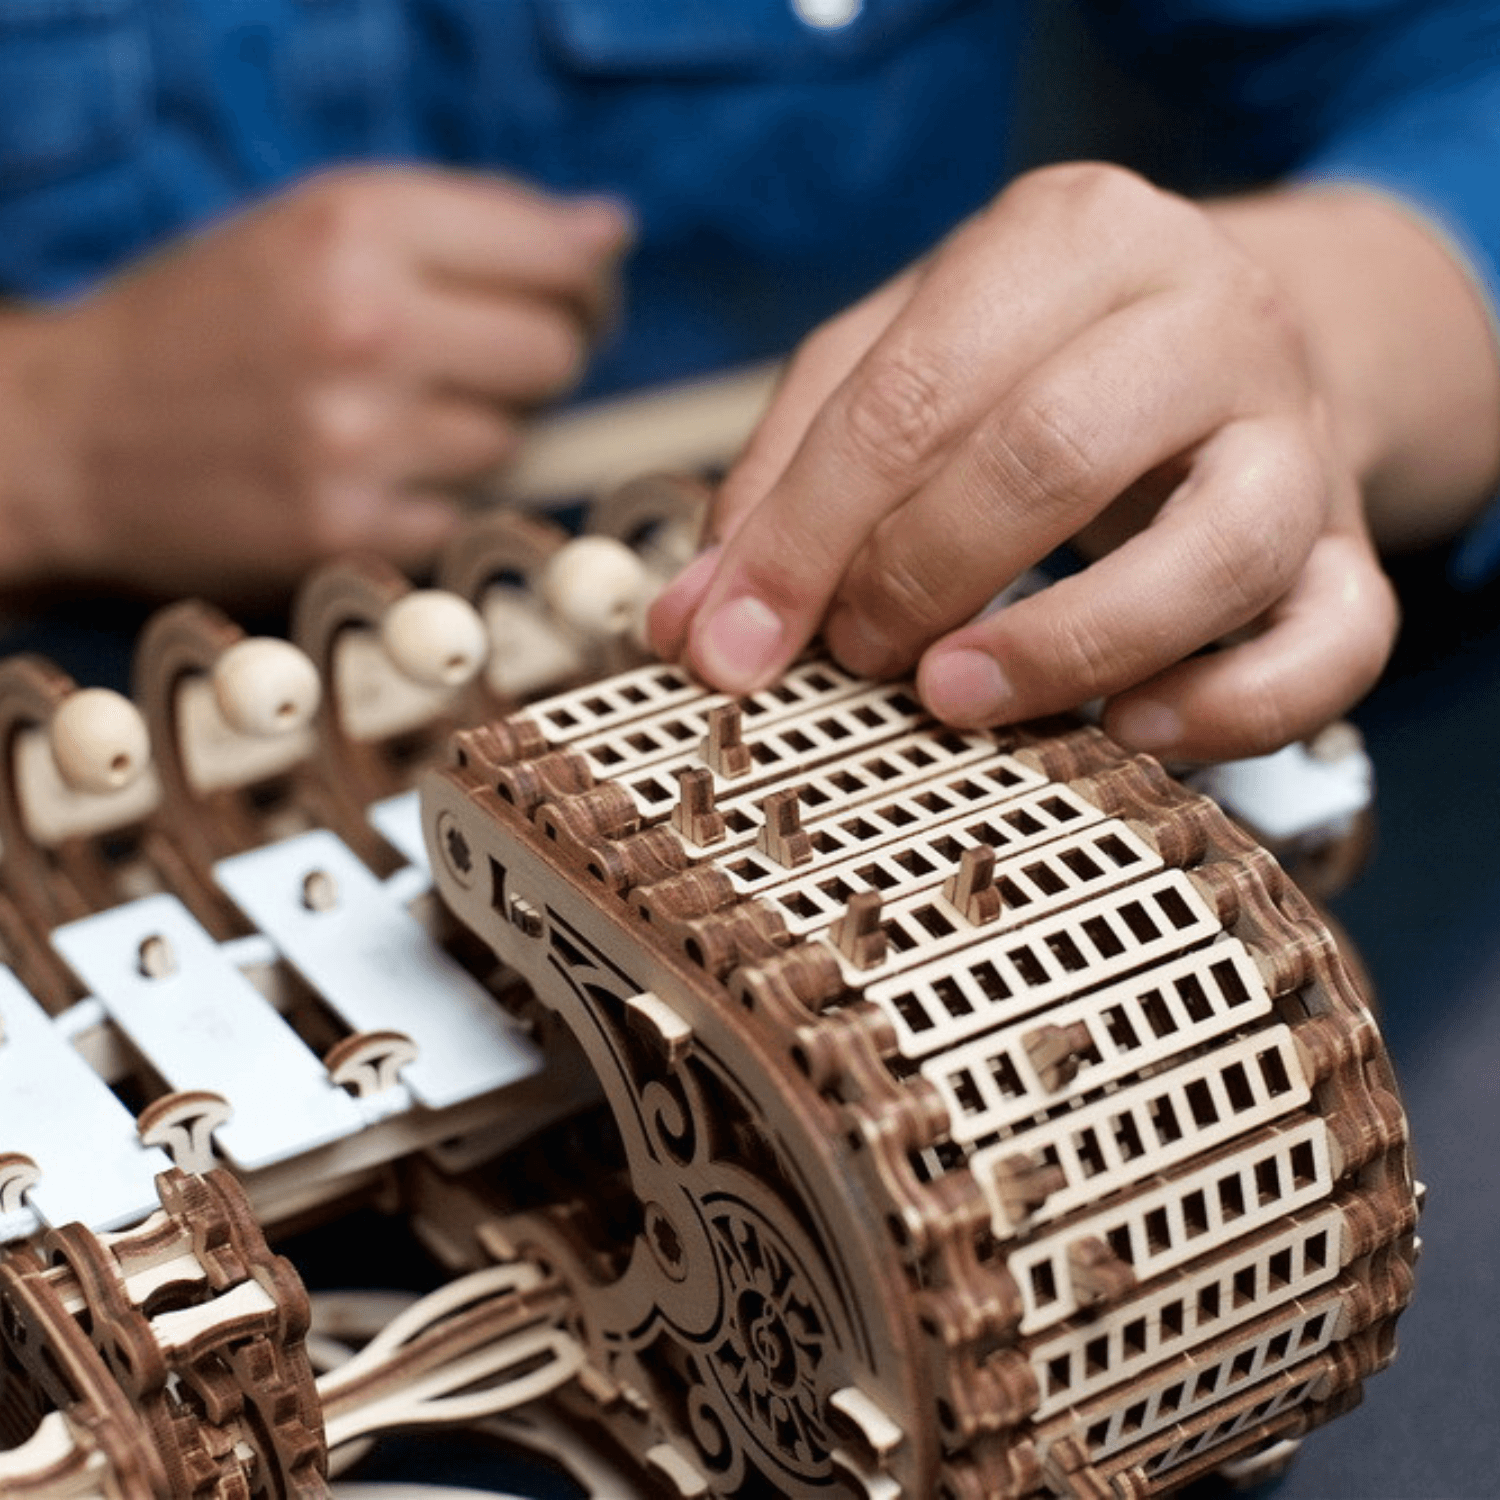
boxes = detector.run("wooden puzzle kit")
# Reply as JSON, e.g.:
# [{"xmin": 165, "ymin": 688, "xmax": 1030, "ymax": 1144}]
[{"xmin": 0, "ymin": 473, "xmax": 1419, "ymax": 1497}]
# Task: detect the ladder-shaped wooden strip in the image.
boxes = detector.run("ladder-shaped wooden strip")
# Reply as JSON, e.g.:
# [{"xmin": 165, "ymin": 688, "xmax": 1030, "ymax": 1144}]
[
  {"xmin": 926, "ymin": 940, "xmax": 1269, "ymax": 1145},
  {"xmin": 862, "ymin": 869, "xmax": 1221, "ymax": 1057},
  {"xmin": 1069, "ymin": 1290, "xmax": 1344, "ymax": 1466},
  {"xmin": 593, "ymin": 684, "xmax": 953, "ymax": 812},
  {"xmin": 215, "ymin": 830, "xmax": 543, "ymax": 1111},
  {"xmin": 1028, "ymin": 1204, "xmax": 1345, "ymax": 1421},
  {"xmin": 1009, "ymin": 1118, "xmax": 1336, "ymax": 1335},
  {"xmin": 972, "ymin": 1026, "xmax": 1311, "ymax": 1235},
  {"xmin": 705, "ymin": 739, "xmax": 1048, "ymax": 869},
  {"xmin": 0, "ymin": 970, "xmax": 174, "ymax": 1235},
  {"xmin": 764, "ymin": 815, "xmax": 1157, "ymax": 939},
  {"xmin": 51, "ymin": 896, "xmax": 367, "ymax": 1172},
  {"xmin": 1132, "ymin": 1370, "xmax": 1320, "ymax": 1487},
  {"xmin": 528, "ymin": 658, "xmax": 865, "ymax": 747}
]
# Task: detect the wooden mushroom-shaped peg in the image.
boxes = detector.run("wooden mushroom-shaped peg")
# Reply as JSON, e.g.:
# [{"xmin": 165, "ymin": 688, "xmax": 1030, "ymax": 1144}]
[
  {"xmin": 137, "ymin": 1091, "xmax": 233, "ymax": 1175},
  {"xmin": 326, "ymin": 1030, "xmax": 419, "ymax": 1099},
  {"xmin": 0, "ymin": 1151, "xmax": 40, "ymax": 1216}
]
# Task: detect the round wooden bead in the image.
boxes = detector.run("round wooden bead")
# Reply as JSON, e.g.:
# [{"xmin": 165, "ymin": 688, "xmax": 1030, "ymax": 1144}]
[
  {"xmin": 212, "ymin": 638, "xmax": 322, "ymax": 738},
  {"xmin": 380, "ymin": 590, "xmax": 488, "ymax": 688},
  {"xmin": 50, "ymin": 687, "xmax": 151, "ymax": 794},
  {"xmin": 539, "ymin": 536, "xmax": 650, "ymax": 639}
]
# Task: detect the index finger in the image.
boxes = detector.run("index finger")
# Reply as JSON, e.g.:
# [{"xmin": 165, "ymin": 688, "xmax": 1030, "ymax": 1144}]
[{"xmin": 678, "ymin": 170, "xmax": 1187, "ymax": 694}]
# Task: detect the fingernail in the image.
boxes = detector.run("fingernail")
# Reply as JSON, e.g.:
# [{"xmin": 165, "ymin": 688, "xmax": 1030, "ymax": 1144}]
[
  {"xmin": 1111, "ymin": 699, "xmax": 1183, "ymax": 752},
  {"xmin": 696, "ymin": 595, "xmax": 785, "ymax": 692},
  {"xmin": 920, "ymin": 649, "xmax": 1013, "ymax": 726}
]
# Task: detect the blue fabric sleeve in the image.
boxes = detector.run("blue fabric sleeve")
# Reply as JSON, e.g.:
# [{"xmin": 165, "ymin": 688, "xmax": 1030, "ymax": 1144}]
[{"xmin": 1086, "ymin": 0, "xmax": 1500, "ymax": 580}]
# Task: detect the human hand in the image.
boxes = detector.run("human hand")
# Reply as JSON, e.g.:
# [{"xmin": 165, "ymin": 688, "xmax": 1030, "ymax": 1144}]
[
  {"xmin": 23, "ymin": 165, "xmax": 630, "ymax": 597},
  {"xmin": 650, "ymin": 163, "xmax": 1398, "ymax": 762}
]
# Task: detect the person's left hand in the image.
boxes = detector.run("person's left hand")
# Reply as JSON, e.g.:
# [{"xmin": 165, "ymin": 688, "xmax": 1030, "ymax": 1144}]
[{"xmin": 650, "ymin": 163, "xmax": 1397, "ymax": 762}]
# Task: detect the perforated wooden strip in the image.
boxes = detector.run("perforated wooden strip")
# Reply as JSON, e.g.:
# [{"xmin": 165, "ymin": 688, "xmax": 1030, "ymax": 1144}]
[
  {"xmin": 546, "ymin": 659, "xmax": 874, "ymax": 767},
  {"xmin": 707, "ymin": 735, "xmax": 1046, "ymax": 866},
  {"xmin": 584, "ymin": 683, "xmax": 949, "ymax": 812},
  {"xmin": 973, "ymin": 1026, "xmax": 1311, "ymax": 1236},
  {"xmin": 863, "ymin": 868, "xmax": 1222, "ymax": 1057},
  {"xmin": 1028, "ymin": 1205, "xmax": 1346, "ymax": 1421},
  {"xmin": 927, "ymin": 939, "xmax": 1270, "ymax": 1146},
  {"xmin": 1008, "ymin": 1118, "xmax": 1338, "ymax": 1336},
  {"xmin": 754, "ymin": 806, "xmax": 1149, "ymax": 938}
]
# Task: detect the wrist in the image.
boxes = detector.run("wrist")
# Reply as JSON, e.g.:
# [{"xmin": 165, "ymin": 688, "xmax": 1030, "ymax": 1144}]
[{"xmin": 1209, "ymin": 187, "xmax": 1500, "ymax": 549}]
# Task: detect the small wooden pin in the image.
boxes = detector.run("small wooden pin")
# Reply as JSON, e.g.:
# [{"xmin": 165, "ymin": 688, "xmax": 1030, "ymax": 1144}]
[
  {"xmin": 1067, "ymin": 1235, "xmax": 1136, "ymax": 1307},
  {"xmin": 671, "ymin": 766, "xmax": 726, "ymax": 846},
  {"xmin": 943, "ymin": 845, "xmax": 1002, "ymax": 925},
  {"xmin": 700, "ymin": 702, "xmax": 752, "ymax": 778},
  {"xmin": 756, "ymin": 786, "xmax": 813, "ymax": 868},
  {"xmin": 993, "ymin": 1149, "xmax": 1066, "ymax": 1223},
  {"xmin": 830, "ymin": 890, "xmax": 887, "ymax": 970},
  {"xmin": 1022, "ymin": 1020, "xmax": 1095, "ymax": 1091}
]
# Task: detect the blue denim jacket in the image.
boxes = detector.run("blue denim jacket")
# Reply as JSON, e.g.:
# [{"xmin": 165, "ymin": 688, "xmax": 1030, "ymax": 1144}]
[
  {"xmin": 0, "ymin": 0, "xmax": 1497, "ymax": 408},
  {"xmin": 0, "ymin": 0, "xmax": 1033, "ymax": 390}
]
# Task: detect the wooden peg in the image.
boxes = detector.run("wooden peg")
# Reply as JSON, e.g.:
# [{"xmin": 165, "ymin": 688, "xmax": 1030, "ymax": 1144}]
[
  {"xmin": 137, "ymin": 1091, "xmax": 232, "ymax": 1174},
  {"xmin": 538, "ymin": 535, "xmax": 650, "ymax": 640},
  {"xmin": 1066, "ymin": 1235, "xmax": 1136, "ymax": 1308},
  {"xmin": 1021, "ymin": 1020, "xmax": 1095, "ymax": 1091},
  {"xmin": 699, "ymin": 703, "xmax": 752, "ymax": 778},
  {"xmin": 379, "ymin": 589, "xmax": 488, "ymax": 688},
  {"xmin": 211, "ymin": 637, "xmax": 321, "ymax": 738},
  {"xmin": 671, "ymin": 767, "xmax": 726, "ymax": 846},
  {"xmin": 0, "ymin": 1152, "xmax": 39, "ymax": 1215},
  {"xmin": 756, "ymin": 786, "xmax": 813, "ymax": 868},
  {"xmin": 325, "ymin": 1030, "xmax": 419, "ymax": 1098},
  {"xmin": 50, "ymin": 688, "xmax": 151, "ymax": 795},
  {"xmin": 830, "ymin": 890, "xmax": 887, "ymax": 970},
  {"xmin": 943, "ymin": 844, "xmax": 1002, "ymax": 925},
  {"xmin": 993, "ymin": 1149, "xmax": 1066, "ymax": 1224}
]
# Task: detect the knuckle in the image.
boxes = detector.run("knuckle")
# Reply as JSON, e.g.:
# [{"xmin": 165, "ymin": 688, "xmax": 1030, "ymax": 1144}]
[
  {"xmin": 1010, "ymin": 602, "xmax": 1119, "ymax": 702},
  {"xmin": 294, "ymin": 383, "xmax": 382, "ymax": 475},
  {"xmin": 977, "ymin": 388, "xmax": 1099, "ymax": 518},
  {"xmin": 840, "ymin": 350, "xmax": 954, "ymax": 475},
  {"xmin": 526, "ymin": 315, "xmax": 588, "ymax": 396},
  {"xmin": 847, "ymin": 530, "xmax": 951, "ymax": 639},
  {"xmin": 1006, "ymin": 160, "xmax": 1160, "ymax": 227}
]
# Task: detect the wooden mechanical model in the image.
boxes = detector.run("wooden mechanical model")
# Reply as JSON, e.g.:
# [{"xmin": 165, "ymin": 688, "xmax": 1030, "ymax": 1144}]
[{"xmin": 0, "ymin": 431, "xmax": 1417, "ymax": 1496}]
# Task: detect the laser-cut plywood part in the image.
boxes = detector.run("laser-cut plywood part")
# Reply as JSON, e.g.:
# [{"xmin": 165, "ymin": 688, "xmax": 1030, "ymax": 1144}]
[
  {"xmin": 0, "ymin": 492, "xmax": 1408, "ymax": 1497},
  {"xmin": 423, "ymin": 654, "xmax": 1418, "ymax": 1498}
]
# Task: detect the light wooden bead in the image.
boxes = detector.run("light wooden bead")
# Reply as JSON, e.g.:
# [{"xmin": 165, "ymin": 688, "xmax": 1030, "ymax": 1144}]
[
  {"xmin": 49, "ymin": 688, "xmax": 151, "ymax": 794},
  {"xmin": 539, "ymin": 536, "xmax": 649, "ymax": 639},
  {"xmin": 212, "ymin": 638, "xmax": 322, "ymax": 738},
  {"xmin": 379, "ymin": 590, "xmax": 488, "ymax": 688}
]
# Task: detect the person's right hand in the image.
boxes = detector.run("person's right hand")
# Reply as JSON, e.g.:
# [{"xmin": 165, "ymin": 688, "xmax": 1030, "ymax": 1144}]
[{"xmin": 11, "ymin": 165, "xmax": 631, "ymax": 596}]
